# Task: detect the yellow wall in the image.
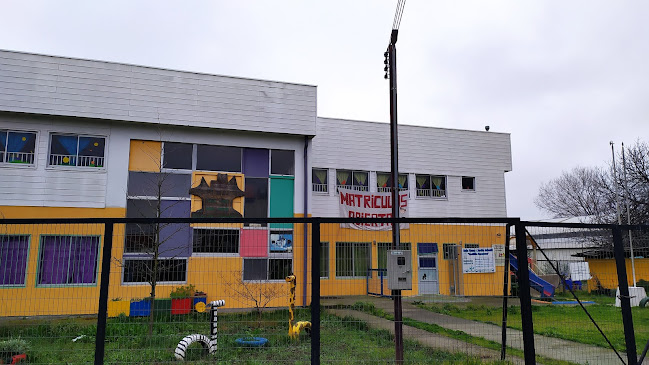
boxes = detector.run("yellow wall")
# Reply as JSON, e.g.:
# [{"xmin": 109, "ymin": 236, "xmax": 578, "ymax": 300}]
[
  {"xmin": 128, "ymin": 140, "xmax": 161, "ymax": 172},
  {"xmin": 588, "ymin": 258, "xmax": 649, "ymax": 289}
]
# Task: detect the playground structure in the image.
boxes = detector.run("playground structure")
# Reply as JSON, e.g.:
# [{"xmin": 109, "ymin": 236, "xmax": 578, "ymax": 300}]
[
  {"xmin": 509, "ymin": 254, "xmax": 556, "ymax": 298},
  {"xmin": 174, "ymin": 300, "xmax": 225, "ymax": 361},
  {"xmin": 285, "ymin": 275, "xmax": 311, "ymax": 339}
]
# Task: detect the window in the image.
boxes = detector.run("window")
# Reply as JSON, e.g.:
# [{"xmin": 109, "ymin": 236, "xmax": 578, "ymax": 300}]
[
  {"xmin": 464, "ymin": 243, "xmax": 480, "ymax": 249},
  {"xmin": 123, "ymin": 259, "xmax": 187, "ymax": 283},
  {"xmin": 320, "ymin": 242, "xmax": 329, "ymax": 278},
  {"xmin": 416, "ymin": 175, "xmax": 446, "ymax": 198},
  {"xmin": 271, "ymin": 150, "xmax": 294, "ymax": 175},
  {"xmin": 243, "ymin": 258, "xmax": 292, "ymax": 281},
  {"xmin": 417, "ymin": 242, "xmax": 438, "ymax": 255},
  {"xmin": 443, "ymin": 243, "xmax": 458, "ymax": 260},
  {"xmin": 336, "ymin": 170, "xmax": 368, "ymax": 192},
  {"xmin": 335, "ymin": 242, "xmax": 371, "ymax": 277},
  {"xmin": 49, "ymin": 134, "xmax": 105, "ymax": 167},
  {"xmin": 196, "ymin": 145, "xmax": 241, "ymax": 172},
  {"xmin": 162, "ymin": 142, "xmax": 193, "ymax": 169},
  {"xmin": 244, "ymin": 177, "xmax": 269, "ymax": 222},
  {"xmin": 193, "ymin": 229, "xmax": 239, "ymax": 254},
  {"xmin": 462, "ymin": 176, "xmax": 475, "ymax": 191},
  {"xmin": 38, "ymin": 236, "xmax": 100, "ymax": 285},
  {"xmin": 127, "ymin": 172, "xmax": 191, "ymax": 198},
  {"xmin": 312, "ymin": 168, "xmax": 328, "ymax": 193},
  {"xmin": 0, "ymin": 130, "xmax": 36, "ymax": 165},
  {"xmin": 376, "ymin": 173, "xmax": 409, "ymax": 192},
  {"xmin": 0, "ymin": 235, "xmax": 29, "ymax": 286},
  {"xmin": 270, "ymin": 230, "xmax": 293, "ymax": 253}
]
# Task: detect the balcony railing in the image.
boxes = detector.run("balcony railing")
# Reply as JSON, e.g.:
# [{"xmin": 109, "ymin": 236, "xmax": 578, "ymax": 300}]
[
  {"xmin": 416, "ymin": 188, "xmax": 446, "ymax": 198},
  {"xmin": 313, "ymin": 183, "xmax": 328, "ymax": 193},
  {"xmin": 4, "ymin": 152, "xmax": 35, "ymax": 164},
  {"xmin": 50, "ymin": 154, "xmax": 105, "ymax": 167},
  {"xmin": 377, "ymin": 187, "xmax": 409, "ymax": 193},
  {"xmin": 337, "ymin": 185, "xmax": 369, "ymax": 193}
]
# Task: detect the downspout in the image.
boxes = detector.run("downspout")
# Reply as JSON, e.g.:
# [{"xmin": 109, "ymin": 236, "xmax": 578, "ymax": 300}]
[{"xmin": 302, "ymin": 135, "xmax": 310, "ymax": 307}]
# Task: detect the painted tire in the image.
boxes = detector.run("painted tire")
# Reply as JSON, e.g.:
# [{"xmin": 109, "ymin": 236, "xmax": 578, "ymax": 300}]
[
  {"xmin": 175, "ymin": 334, "xmax": 212, "ymax": 360},
  {"xmin": 640, "ymin": 297, "xmax": 649, "ymax": 308},
  {"xmin": 235, "ymin": 337, "xmax": 268, "ymax": 347}
]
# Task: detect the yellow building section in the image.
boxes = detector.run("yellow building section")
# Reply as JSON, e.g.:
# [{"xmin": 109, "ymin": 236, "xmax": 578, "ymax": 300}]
[
  {"xmin": 129, "ymin": 140, "xmax": 162, "ymax": 172},
  {"xmin": 0, "ymin": 207, "xmax": 123, "ymax": 317},
  {"xmin": 587, "ymin": 258, "xmax": 649, "ymax": 290}
]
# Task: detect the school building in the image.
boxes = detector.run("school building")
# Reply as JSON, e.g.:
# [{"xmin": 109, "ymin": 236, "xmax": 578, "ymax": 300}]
[{"xmin": 0, "ymin": 49, "xmax": 512, "ymax": 316}]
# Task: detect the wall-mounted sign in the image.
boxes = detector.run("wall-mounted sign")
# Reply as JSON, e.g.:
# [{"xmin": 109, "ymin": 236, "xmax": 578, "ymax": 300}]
[
  {"xmin": 462, "ymin": 248, "xmax": 495, "ymax": 273},
  {"xmin": 492, "ymin": 244, "xmax": 505, "ymax": 266},
  {"xmin": 270, "ymin": 232, "xmax": 293, "ymax": 252},
  {"xmin": 338, "ymin": 188, "xmax": 409, "ymax": 231}
]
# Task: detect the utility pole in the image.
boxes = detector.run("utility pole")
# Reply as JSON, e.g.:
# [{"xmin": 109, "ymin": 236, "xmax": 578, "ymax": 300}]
[
  {"xmin": 385, "ymin": 1, "xmax": 406, "ymax": 362},
  {"xmin": 621, "ymin": 142, "xmax": 637, "ymax": 285}
]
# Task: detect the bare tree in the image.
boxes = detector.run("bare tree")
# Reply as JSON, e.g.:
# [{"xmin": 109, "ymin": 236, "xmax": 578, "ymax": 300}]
[
  {"xmin": 221, "ymin": 270, "xmax": 286, "ymax": 326},
  {"xmin": 535, "ymin": 166, "xmax": 613, "ymax": 222}
]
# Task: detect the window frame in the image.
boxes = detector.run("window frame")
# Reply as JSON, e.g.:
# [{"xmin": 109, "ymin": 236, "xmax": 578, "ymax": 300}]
[
  {"xmin": 0, "ymin": 234, "xmax": 31, "ymax": 287},
  {"xmin": 416, "ymin": 174, "xmax": 447, "ymax": 199},
  {"xmin": 242, "ymin": 258, "xmax": 293, "ymax": 282},
  {"xmin": 462, "ymin": 176, "xmax": 476, "ymax": 191},
  {"xmin": 442, "ymin": 243, "xmax": 458, "ymax": 260},
  {"xmin": 312, "ymin": 168, "xmax": 329, "ymax": 194},
  {"xmin": 320, "ymin": 241, "xmax": 329, "ymax": 279},
  {"xmin": 161, "ymin": 142, "xmax": 195, "ymax": 172},
  {"xmin": 464, "ymin": 243, "xmax": 480, "ymax": 249},
  {"xmin": 0, "ymin": 130, "xmax": 38, "ymax": 167},
  {"xmin": 36, "ymin": 235, "xmax": 101, "ymax": 287},
  {"xmin": 121, "ymin": 257, "xmax": 188, "ymax": 285},
  {"xmin": 335, "ymin": 242, "xmax": 371, "ymax": 278},
  {"xmin": 270, "ymin": 149, "xmax": 295, "ymax": 176},
  {"xmin": 376, "ymin": 172, "xmax": 409, "ymax": 193},
  {"xmin": 336, "ymin": 169, "xmax": 369, "ymax": 193},
  {"xmin": 48, "ymin": 133, "xmax": 107, "ymax": 169},
  {"xmin": 191, "ymin": 228, "xmax": 240, "ymax": 256}
]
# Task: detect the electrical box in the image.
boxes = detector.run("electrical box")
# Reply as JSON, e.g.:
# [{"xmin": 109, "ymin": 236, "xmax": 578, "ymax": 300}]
[{"xmin": 387, "ymin": 250, "xmax": 412, "ymax": 290}]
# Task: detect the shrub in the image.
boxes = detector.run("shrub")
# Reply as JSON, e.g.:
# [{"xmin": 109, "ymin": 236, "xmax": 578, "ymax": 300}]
[
  {"xmin": 0, "ymin": 337, "xmax": 30, "ymax": 357},
  {"xmin": 170, "ymin": 284, "xmax": 196, "ymax": 299}
]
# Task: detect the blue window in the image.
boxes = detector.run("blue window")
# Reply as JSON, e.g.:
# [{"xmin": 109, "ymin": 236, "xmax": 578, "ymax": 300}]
[
  {"xmin": 49, "ymin": 134, "xmax": 105, "ymax": 167},
  {"xmin": 0, "ymin": 130, "xmax": 36, "ymax": 165}
]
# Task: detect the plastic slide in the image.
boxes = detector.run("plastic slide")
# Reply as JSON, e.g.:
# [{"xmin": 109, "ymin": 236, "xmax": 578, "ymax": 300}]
[{"xmin": 509, "ymin": 254, "xmax": 555, "ymax": 298}]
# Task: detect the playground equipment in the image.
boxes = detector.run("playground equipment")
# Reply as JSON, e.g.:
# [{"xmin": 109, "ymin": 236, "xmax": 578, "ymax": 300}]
[
  {"xmin": 509, "ymin": 254, "xmax": 555, "ymax": 298},
  {"xmin": 285, "ymin": 275, "xmax": 311, "ymax": 339},
  {"xmin": 174, "ymin": 300, "xmax": 225, "ymax": 361}
]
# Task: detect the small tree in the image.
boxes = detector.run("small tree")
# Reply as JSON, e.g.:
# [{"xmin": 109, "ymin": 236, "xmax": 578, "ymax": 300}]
[{"xmin": 221, "ymin": 270, "xmax": 286, "ymax": 326}]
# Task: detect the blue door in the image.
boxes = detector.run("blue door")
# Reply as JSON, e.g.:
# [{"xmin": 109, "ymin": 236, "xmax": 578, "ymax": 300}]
[{"xmin": 418, "ymin": 256, "xmax": 439, "ymax": 294}]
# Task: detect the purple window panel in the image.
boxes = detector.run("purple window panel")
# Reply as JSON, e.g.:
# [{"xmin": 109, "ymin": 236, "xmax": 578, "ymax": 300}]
[
  {"xmin": 39, "ymin": 236, "xmax": 99, "ymax": 285},
  {"xmin": 39, "ymin": 236, "xmax": 72, "ymax": 285},
  {"xmin": 243, "ymin": 148, "xmax": 269, "ymax": 178},
  {"xmin": 159, "ymin": 200, "xmax": 191, "ymax": 258},
  {"xmin": 0, "ymin": 236, "xmax": 29, "ymax": 286},
  {"xmin": 69, "ymin": 237, "xmax": 99, "ymax": 284}
]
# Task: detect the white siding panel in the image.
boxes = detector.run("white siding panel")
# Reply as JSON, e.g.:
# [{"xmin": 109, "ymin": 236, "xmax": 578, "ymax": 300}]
[
  {"xmin": 0, "ymin": 50, "xmax": 317, "ymax": 136},
  {"xmin": 311, "ymin": 118, "xmax": 512, "ymax": 218}
]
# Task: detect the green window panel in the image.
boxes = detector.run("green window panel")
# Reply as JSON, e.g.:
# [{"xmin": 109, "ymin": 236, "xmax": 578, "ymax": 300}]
[{"xmin": 269, "ymin": 176, "xmax": 294, "ymax": 229}]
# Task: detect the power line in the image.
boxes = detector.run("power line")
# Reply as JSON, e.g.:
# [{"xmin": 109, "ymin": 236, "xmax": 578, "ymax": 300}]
[{"xmin": 392, "ymin": 0, "xmax": 407, "ymax": 30}]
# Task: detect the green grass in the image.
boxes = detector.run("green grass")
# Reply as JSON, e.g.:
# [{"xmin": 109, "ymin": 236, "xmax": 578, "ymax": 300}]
[
  {"xmin": 0, "ymin": 308, "xmax": 509, "ymax": 364},
  {"xmin": 347, "ymin": 302, "xmax": 575, "ymax": 365},
  {"xmin": 414, "ymin": 292, "xmax": 649, "ymax": 354}
]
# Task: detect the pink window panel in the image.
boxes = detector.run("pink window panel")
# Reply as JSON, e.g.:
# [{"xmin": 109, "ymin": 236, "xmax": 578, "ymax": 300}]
[{"xmin": 239, "ymin": 229, "xmax": 268, "ymax": 257}]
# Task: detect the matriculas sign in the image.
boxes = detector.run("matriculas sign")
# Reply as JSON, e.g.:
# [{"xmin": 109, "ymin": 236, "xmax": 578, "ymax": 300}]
[{"xmin": 338, "ymin": 188, "xmax": 409, "ymax": 230}]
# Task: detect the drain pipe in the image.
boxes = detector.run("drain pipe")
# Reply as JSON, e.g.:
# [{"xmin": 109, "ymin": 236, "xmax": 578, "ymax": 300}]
[{"xmin": 302, "ymin": 135, "xmax": 310, "ymax": 307}]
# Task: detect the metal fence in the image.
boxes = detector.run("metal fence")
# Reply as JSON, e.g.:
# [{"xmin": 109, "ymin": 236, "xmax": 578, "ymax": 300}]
[{"xmin": 0, "ymin": 217, "xmax": 647, "ymax": 364}]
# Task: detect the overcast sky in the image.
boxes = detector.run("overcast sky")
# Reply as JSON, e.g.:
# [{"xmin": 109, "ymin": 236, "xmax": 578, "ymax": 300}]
[{"xmin": 2, "ymin": 1, "xmax": 648, "ymax": 219}]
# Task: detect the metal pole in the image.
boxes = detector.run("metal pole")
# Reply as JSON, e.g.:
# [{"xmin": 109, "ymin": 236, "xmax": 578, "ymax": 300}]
[
  {"xmin": 311, "ymin": 221, "xmax": 321, "ymax": 365},
  {"xmin": 622, "ymin": 142, "xmax": 637, "ymax": 285},
  {"xmin": 613, "ymin": 226, "xmax": 638, "ymax": 365},
  {"xmin": 95, "ymin": 222, "xmax": 114, "ymax": 365},
  {"xmin": 515, "ymin": 221, "xmax": 536, "ymax": 365},
  {"xmin": 387, "ymin": 28, "xmax": 404, "ymax": 364},
  {"xmin": 610, "ymin": 142, "xmax": 623, "ymax": 225},
  {"xmin": 501, "ymin": 224, "xmax": 511, "ymax": 360}
]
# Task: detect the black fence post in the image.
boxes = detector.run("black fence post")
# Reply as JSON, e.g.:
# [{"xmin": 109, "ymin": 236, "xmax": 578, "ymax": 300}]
[
  {"xmin": 501, "ymin": 223, "xmax": 511, "ymax": 360},
  {"xmin": 613, "ymin": 225, "xmax": 637, "ymax": 365},
  {"xmin": 311, "ymin": 221, "xmax": 321, "ymax": 365},
  {"xmin": 515, "ymin": 221, "xmax": 536, "ymax": 365},
  {"xmin": 95, "ymin": 222, "xmax": 114, "ymax": 365}
]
